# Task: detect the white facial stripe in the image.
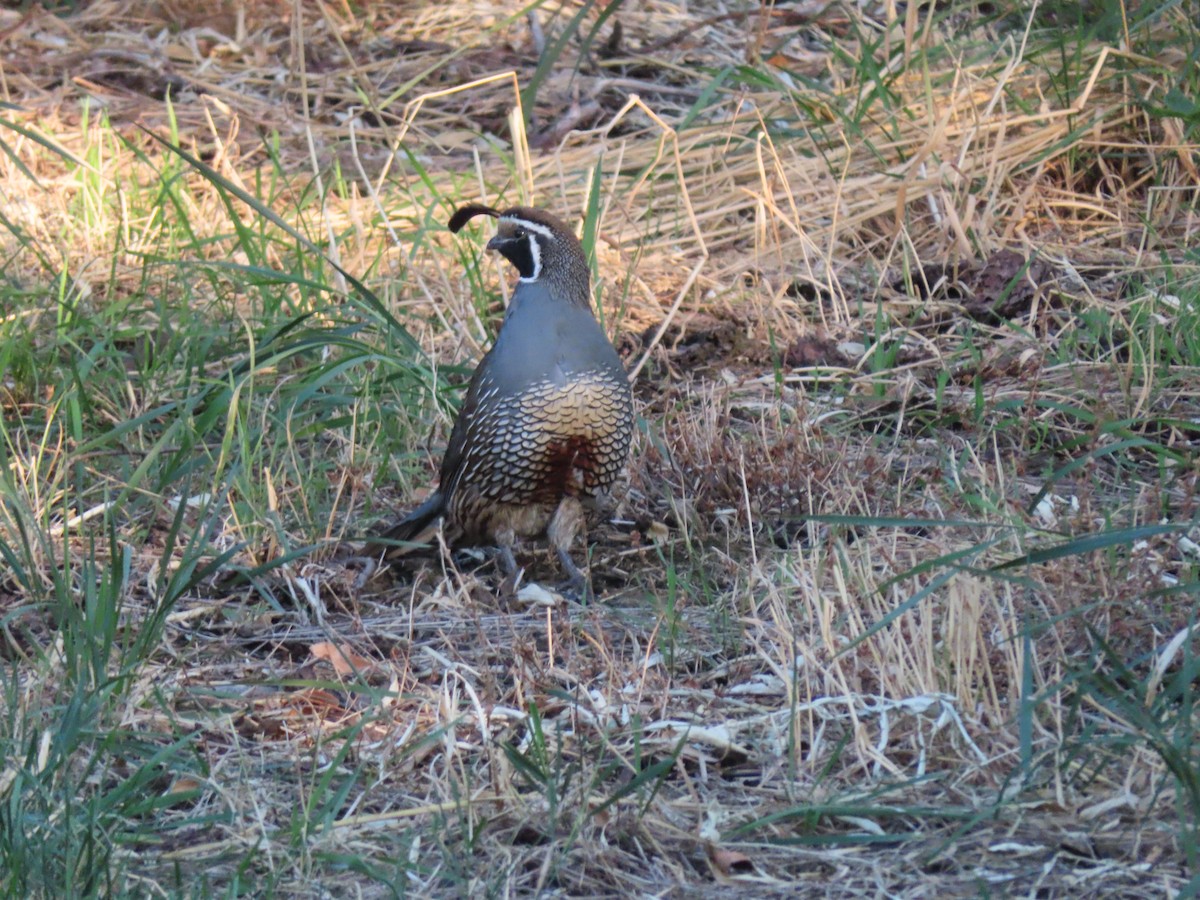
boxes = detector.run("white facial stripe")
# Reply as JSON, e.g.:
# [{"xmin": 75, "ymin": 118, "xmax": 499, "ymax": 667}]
[
  {"xmin": 502, "ymin": 217, "xmax": 556, "ymax": 241},
  {"xmin": 519, "ymin": 229, "xmax": 542, "ymax": 283}
]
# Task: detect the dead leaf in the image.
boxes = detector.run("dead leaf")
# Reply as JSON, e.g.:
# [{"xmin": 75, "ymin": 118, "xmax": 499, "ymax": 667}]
[
  {"xmin": 708, "ymin": 844, "xmax": 755, "ymax": 877},
  {"xmin": 309, "ymin": 641, "xmax": 377, "ymax": 676},
  {"xmin": 166, "ymin": 775, "xmax": 202, "ymax": 795},
  {"xmin": 515, "ymin": 583, "xmax": 560, "ymax": 607},
  {"xmin": 646, "ymin": 521, "xmax": 670, "ymax": 544}
]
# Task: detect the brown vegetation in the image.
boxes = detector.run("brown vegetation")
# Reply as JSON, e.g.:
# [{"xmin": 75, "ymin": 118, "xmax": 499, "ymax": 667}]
[{"xmin": 1, "ymin": 0, "xmax": 1197, "ymax": 895}]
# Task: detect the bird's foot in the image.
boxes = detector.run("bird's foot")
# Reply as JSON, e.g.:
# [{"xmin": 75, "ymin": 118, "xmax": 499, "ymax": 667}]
[
  {"xmin": 494, "ymin": 544, "xmax": 525, "ymax": 598},
  {"xmin": 555, "ymin": 548, "xmax": 593, "ymax": 603},
  {"xmin": 499, "ymin": 567, "xmax": 526, "ymax": 599},
  {"xmin": 556, "ymin": 576, "xmax": 593, "ymax": 604}
]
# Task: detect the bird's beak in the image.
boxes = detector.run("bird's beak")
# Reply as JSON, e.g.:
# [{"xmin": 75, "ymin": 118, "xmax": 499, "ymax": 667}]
[{"xmin": 485, "ymin": 235, "xmax": 505, "ymax": 252}]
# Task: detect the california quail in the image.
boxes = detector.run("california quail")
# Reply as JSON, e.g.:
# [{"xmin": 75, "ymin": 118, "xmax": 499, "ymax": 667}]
[{"xmin": 370, "ymin": 203, "xmax": 634, "ymax": 592}]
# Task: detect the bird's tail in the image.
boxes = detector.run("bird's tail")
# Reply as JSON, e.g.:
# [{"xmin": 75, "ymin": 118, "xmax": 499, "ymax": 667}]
[{"xmin": 364, "ymin": 492, "xmax": 445, "ymax": 558}]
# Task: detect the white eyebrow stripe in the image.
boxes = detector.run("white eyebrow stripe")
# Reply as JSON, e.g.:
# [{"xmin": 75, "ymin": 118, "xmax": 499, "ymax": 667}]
[{"xmin": 501, "ymin": 216, "xmax": 556, "ymax": 240}]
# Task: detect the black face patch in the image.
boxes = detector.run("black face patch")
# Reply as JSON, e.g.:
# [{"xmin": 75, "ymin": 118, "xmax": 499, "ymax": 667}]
[{"xmin": 495, "ymin": 232, "xmax": 539, "ymax": 279}]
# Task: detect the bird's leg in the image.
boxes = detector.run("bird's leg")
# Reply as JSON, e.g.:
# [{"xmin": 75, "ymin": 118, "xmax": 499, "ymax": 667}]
[
  {"xmin": 548, "ymin": 498, "xmax": 590, "ymax": 600},
  {"xmin": 494, "ymin": 527, "xmax": 523, "ymax": 594},
  {"xmin": 555, "ymin": 546, "xmax": 589, "ymax": 599},
  {"xmin": 498, "ymin": 544, "xmax": 520, "ymax": 578}
]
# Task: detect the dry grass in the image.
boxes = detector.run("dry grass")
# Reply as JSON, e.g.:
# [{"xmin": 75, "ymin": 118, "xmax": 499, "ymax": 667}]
[{"xmin": 1, "ymin": 0, "xmax": 1198, "ymax": 896}]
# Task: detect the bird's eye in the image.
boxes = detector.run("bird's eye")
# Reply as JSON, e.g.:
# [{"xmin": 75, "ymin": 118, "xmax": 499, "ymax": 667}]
[{"xmin": 513, "ymin": 227, "xmax": 526, "ymax": 239}]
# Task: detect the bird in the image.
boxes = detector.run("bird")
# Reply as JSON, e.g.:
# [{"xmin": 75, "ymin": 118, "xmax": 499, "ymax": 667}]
[{"xmin": 369, "ymin": 202, "xmax": 635, "ymax": 594}]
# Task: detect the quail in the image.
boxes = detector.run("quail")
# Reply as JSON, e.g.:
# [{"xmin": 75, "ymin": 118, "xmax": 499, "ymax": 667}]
[{"xmin": 370, "ymin": 203, "xmax": 635, "ymax": 592}]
